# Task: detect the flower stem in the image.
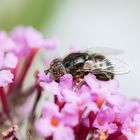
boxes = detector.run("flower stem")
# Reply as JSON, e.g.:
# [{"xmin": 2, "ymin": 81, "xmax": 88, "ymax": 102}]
[
  {"xmin": 17, "ymin": 48, "xmax": 39, "ymax": 89},
  {"xmin": 8, "ymin": 61, "xmax": 21, "ymax": 95},
  {"xmin": 0, "ymin": 87, "xmax": 10, "ymax": 118},
  {"xmin": 76, "ymin": 125, "xmax": 89, "ymax": 140}
]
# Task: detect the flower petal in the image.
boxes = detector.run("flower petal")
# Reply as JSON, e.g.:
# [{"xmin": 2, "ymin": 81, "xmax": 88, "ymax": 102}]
[{"xmin": 0, "ymin": 70, "xmax": 13, "ymax": 87}]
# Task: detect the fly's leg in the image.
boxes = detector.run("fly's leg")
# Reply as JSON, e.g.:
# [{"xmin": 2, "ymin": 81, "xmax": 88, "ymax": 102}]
[{"xmin": 74, "ymin": 78, "xmax": 85, "ymax": 92}]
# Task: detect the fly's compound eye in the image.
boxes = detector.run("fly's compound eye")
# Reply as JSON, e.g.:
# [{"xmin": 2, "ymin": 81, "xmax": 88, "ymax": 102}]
[{"xmin": 50, "ymin": 59, "xmax": 67, "ymax": 81}]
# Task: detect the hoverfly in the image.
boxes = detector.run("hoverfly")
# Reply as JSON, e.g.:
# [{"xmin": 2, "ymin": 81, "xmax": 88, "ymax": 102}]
[{"xmin": 45, "ymin": 47, "xmax": 130, "ymax": 83}]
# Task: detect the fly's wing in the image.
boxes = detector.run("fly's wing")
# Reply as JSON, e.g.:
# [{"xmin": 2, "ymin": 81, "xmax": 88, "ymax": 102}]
[
  {"xmin": 83, "ymin": 57, "xmax": 131, "ymax": 75},
  {"xmin": 81, "ymin": 46, "xmax": 130, "ymax": 75},
  {"xmin": 84, "ymin": 46, "xmax": 124, "ymax": 56},
  {"xmin": 105, "ymin": 57, "xmax": 131, "ymax": 74}
]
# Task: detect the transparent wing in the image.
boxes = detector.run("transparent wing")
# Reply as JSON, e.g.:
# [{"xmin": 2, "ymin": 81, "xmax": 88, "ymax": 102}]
[
  {"xmin": 106, "ymin": 57, "xmax": 131, "ymax": 74},
  {"xmin": 83, "ymin": 57, "xmax": 131, "ymax": 75},
  {"xmin": 84, "ymin": 46, "xmax": 124, "ymax": 56}
]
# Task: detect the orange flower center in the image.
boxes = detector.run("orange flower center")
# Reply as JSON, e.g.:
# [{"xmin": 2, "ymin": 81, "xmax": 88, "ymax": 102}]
[
  {"xmin": 51, "ymin": 118, "xmax": 59, "ymax": 127},
  {"xmin": 131, "ymin": 127, "xmax": 137, "ymax": 135},
  {"xmin": 96, "ymin": 97, "xmax": 105, "ymax": 107},
  {"xmin": 98, "ymin": 119, "xmax": 103, "ymax": 126},
  {"xmin": 100, "ymin": 131, "xmax": 108, "ymax": 140},
  {"xmin": 77, "ymin": 100, "xmax": 83, "ymax": 107}
]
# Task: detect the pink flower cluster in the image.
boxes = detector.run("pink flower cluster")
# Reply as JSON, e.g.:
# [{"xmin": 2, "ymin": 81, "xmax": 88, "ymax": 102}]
[
  {"xmin": 35, "ymin": 72, "xmax": 140, "ymax": 140},
  {"xmin": 0, "ymin": 26, "xmax": 56, "ymax": 88},
  {"xmin": 0, "ymin": 31, "xmax": 18, "ymax": 87},
  {"xmin": 0, "ymin": 26, "xmax": 140, "ymax": 140},
  {"xmin": 0, "ymin": 26, "xmax": 56, "ymax": 127}
]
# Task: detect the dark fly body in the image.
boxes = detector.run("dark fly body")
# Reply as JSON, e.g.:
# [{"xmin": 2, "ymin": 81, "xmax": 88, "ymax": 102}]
[
  {"xmin": 45, "ymin": 47, "xmax": 130, "ymax": 86},
  {"xmin": 45, "ymin": 52, "xmax": 114, "ymax": 82}
]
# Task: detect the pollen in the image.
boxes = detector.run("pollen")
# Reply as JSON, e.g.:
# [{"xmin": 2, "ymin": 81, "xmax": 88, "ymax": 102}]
[
  {"xmin": 51, "ymin": 117, "xmax": 59, "ymax": 127},
  {"xmin": 100, "ymin": 131, "xmax": 108, "ymax": 140}
]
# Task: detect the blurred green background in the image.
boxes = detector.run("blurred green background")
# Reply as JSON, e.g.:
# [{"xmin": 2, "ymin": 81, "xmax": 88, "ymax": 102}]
[{"xmin": 0, "ymin": 0, "xmax": 61, "ymax": 32}]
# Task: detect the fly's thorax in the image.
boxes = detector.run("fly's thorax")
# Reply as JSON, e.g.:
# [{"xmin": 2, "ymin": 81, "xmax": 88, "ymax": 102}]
[
  {"xmin": 62, "ymin": 52, "xmax": 90, "ymax": 78},
  {"xmin": 63, "ymin": 52, "xmax": 89, "ymax": 68}
]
